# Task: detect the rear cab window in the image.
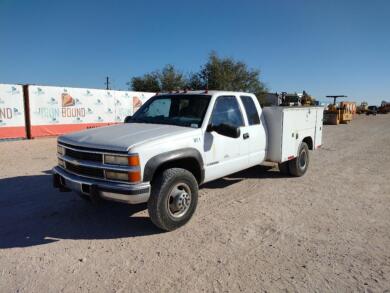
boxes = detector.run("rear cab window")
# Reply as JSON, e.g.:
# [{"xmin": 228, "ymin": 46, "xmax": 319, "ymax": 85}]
[{"xmin": 240, "ymin": 96, "xmax": 260, "ymax": 125}]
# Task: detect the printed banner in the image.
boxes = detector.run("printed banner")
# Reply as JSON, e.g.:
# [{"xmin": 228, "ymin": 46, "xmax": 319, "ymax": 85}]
[
  {"xmin": 113, "ymin": 90, "xmax": 154, "ymax": 122},
  {"xmin": 28, "ymin": 85, "xmax": 154, "ymax": 137},
  {"xmin": 0, "ymin": 84, "xmax": 26, "ymax": 139}
]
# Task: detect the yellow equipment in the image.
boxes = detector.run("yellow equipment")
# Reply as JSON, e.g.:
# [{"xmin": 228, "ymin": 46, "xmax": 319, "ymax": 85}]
[
  {"xmin": 301, "ymin": 91, "xmax": 317, "ymax": 106},
  {"xmin": 323, "ymin": 95, "xmax": 353, "ymax": 125},
  {"xmin": 356, "ymin": 101, "xmax": 368, "ymax": 114}
]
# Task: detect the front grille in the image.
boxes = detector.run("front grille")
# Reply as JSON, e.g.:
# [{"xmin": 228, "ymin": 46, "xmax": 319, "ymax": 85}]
[
  {"xmin": 65, "ymin": 148, "xmax": 102, "ymax": 162},
  {"xmin": 65, "ymin": 162, "xmax": 104, "ymax": 179}
]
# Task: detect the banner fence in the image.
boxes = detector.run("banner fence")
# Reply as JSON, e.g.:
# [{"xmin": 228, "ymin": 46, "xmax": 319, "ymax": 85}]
[
  {"xmin": 0, "ymin": 83, "xmax": 155, "ymax": 139},
  {"xmin": 0, "ymin": 84, "xmax": 26, "ymax": 139}
]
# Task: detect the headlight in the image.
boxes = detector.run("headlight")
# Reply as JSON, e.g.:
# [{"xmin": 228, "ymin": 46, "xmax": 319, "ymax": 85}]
[
  {"xmin": 104, "ymin": 154, "xmax": 140, "ymax": 166},
  {"xmin": 58, "ymin": 158, "xmax": 65, "ymax": 168},
  {"xmin": 105, "ymin": 170, "xmax": 141, "ymax": 182},
  {"xmin": 104, "ymin": 155, "xmax": 129, "ymax": 165},
  {"xmin": 57, "ymin": 145, "xmax": 65, "ymax": 156},
  {"xmin": 105, "ymin": 171, "xmax": 129, "ymax": 181}
]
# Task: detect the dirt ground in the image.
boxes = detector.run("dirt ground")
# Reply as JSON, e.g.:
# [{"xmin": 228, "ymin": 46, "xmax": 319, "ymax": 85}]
[{"xmin": 0, "ymin": 115, "xmax": 389, "ymax": 292}]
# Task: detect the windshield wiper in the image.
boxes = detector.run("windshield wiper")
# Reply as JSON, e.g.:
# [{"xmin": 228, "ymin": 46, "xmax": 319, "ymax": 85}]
[{"xmin": 128, "ymin": 117, "xmax": 151, "ymax": 123}]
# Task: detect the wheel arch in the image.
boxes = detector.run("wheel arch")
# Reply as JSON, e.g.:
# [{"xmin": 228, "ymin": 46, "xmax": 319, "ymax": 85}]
[
  {"xmin": 302, "ymin": 136, "xmax": 314, "ymax": 150},
  {"xmin": 143, "ymin": 148, "xmax": 204, "ymax": 184}
]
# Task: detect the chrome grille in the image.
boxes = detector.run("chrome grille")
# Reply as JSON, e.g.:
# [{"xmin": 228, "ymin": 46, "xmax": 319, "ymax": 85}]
[
  {"xmin": 57, "ymin": 142, "xmax": 135, "ymax": 183},
  {"xmin": 65, "ymin": 161, "xmax": 104, "ymax": 178},
  {"xmin": 65, "ymin": 148, "xmax": 102, "ymax": 162}
]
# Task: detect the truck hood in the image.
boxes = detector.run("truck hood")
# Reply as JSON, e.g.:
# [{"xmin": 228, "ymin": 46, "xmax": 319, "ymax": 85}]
[{"xmin": 58, "ymin": 123, "xmax": 197, "ymax": 152}]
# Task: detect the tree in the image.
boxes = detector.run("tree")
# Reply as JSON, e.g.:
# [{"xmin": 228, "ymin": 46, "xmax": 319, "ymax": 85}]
[
  {"xmin": 128, "ymin": 65, "xmax": 186, "ymax": 92},
  {"xmin": 130, "ymin": 71, "xmax": 160, "ymax": 92},
  {"xmin": 128, "ymin": 52, "xmax": 267, "ymax": 105},
  {"xmin": 187, "ymin": 52, "xmax": 267, "ymax": 105},
  {"xmin": 160, "ymin": 65, "xmax": 186, "ymax": 91}
]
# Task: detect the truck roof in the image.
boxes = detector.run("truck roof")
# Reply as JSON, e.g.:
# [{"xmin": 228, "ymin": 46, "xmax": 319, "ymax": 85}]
[{"xmin": 157, "ymin": 90, "xmax": 256, "ymax": 96}]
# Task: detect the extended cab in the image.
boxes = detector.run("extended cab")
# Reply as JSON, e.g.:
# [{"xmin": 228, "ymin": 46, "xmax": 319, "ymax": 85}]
[{"xmin": 53, "ymin": 91, "xmax": 323, "ymax": 231}]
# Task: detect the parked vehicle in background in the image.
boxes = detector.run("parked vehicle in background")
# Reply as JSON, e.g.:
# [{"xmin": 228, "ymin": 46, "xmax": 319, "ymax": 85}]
[
  {"xmin": 357, "ymin": 101, "xmax": 369, "ymax": 114},
  {"xmin": 366, "ymin": 106, "xmax": 378, "ymax": 116},
  {"xmin": 52, "ymin": 91, "xmax": 324, "ymax": 231},
  {"xmin": 378, "ymin": 101, "xmax": 390, "ymax": 114}
]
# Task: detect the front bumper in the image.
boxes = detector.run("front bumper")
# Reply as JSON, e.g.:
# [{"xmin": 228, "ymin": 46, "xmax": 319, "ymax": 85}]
[{"xmin": 52, "ymin": 166, "xmax": 151, "ymax": 204}]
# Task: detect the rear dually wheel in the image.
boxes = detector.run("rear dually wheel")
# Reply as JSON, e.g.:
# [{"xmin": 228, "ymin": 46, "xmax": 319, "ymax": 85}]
[{"xmin": 288, "ymin": 142, "xmax": 310, "ymax": 177}]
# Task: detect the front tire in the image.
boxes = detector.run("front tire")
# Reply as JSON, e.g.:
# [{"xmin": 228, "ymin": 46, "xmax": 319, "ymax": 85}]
[
  {"xmin": 147, "ymin": 168, "xmax": 198, "ymax": 231},
  {"xmin": 288, "ymin": 142, "xmax": 310, "ymax": 177}
]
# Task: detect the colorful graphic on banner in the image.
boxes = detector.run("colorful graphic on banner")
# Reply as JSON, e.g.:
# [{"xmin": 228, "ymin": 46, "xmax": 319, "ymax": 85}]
[
  {"xmin": 113, "ymin": 91, "xmax": 155, "ymax": 122},
  {"xmin": 113, "ymin": 91, "xmax": 133, "ymax": 123},
  {"xmin": 28, "ymin": 85, "xmax": 154, "ymax": 137},
  {"xmin": 0, "ymin": 84, "xmax": 26, "ymax": 139}
]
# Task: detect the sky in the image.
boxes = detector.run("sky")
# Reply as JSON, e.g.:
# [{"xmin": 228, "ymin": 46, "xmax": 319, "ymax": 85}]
[{"xmin": 0, "ymin": 0, "xmax": 389, "ymax": 104}]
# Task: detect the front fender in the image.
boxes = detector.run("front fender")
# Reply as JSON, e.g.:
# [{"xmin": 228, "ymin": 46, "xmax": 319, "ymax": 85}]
[{"xmin": 143, "ymin": 148, "xmax": 204, "ymax": 183}]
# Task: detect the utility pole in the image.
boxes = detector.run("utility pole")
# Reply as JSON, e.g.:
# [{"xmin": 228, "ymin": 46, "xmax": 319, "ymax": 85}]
[{"xmin": 105, "ymin": 76, "xmax": 111, "ymax": 90}]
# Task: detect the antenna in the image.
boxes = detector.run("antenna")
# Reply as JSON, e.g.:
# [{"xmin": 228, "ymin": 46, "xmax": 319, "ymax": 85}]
[{"xmin": 205, "ymin": 67, "xmax": 210, "ymax": 93}]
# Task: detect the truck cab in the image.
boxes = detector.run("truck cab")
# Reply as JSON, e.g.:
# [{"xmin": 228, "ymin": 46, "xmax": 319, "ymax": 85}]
[{"xmin": 53, "ymin": 91, "xmax": 323, "ymax": 231}]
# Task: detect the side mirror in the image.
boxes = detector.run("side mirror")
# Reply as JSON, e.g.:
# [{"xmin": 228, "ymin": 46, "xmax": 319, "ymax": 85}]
[
  {"xmin": 124, "ymin": 116, "xmax": 132, "ymax": 123},
  {"xmin": 207, "ymin": 123, "xmax": 240, "ymax": 138},
  {"xmin": 206, "ymin": 123, "xmax": 215, "ymax": 132}
]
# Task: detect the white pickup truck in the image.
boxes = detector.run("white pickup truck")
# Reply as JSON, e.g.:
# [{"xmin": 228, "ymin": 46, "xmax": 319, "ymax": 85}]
[{"xmin": 53, "ymin": 91, "xmax": 323, "ymax": 231}]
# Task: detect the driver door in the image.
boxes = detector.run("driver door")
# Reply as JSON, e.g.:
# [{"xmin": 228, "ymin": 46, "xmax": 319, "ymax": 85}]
[{"xmin": 203, "ymin": 95, "xmax": 249, "ymax": 182}]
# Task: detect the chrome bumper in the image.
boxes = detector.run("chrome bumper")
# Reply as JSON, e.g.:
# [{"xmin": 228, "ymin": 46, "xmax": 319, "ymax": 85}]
[{"xmin": 52, "ymin": 166, "xmax": 150, "ymax": 204}]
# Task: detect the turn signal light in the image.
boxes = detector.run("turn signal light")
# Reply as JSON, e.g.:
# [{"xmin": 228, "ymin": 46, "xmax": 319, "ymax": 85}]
[
  {"xmin": 128, "ymin": 155, "xmax": 140, "ymax": 167},
  {"xmin": 128, "ymin": 171, "xmax": 141, "ymax": 182}
]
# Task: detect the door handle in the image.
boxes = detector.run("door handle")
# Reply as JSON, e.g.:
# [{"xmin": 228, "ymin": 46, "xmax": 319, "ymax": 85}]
[{"xmin": 243, "ymin": 133, "xmax": 250, "ymax": 139}]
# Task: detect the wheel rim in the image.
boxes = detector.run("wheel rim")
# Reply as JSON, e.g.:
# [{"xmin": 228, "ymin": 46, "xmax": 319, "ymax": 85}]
[
  {"xmin": 167, "ymin": 183, "xmax": 192, "ymax": 218},
  {"xmin": 299, "ymin": 149, "xmax": 307, "ymax": 170}
]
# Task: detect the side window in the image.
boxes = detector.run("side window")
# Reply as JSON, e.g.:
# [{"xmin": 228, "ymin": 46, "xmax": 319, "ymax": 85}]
[
  {"xmin": 210, "ymin": 96, "xmax": 244, "ymax": 128},
  {"xmin": 143, "ymin": 98, "xmax": 171, "ymax": 117},
  {"xmin": 240, "ymin": 96, "xmax": 260, "ymax": 125}
]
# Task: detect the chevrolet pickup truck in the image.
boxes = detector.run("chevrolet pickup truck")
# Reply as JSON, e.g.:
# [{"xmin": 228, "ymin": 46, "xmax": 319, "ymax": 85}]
[{"xmin": 53, "ymin": 91, "xmax": 323, "ymax": 231}]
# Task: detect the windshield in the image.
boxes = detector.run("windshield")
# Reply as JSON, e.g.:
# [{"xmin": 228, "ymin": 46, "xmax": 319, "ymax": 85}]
[{"xmin": 129, "ymin": 94, "xmax": 211, "ymax": 128}]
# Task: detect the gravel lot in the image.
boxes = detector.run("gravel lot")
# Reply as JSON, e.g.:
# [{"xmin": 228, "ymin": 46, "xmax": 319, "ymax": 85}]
[{"xmin": 0, "ymin": 115, "xmax": 389, "ymax": 292}]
